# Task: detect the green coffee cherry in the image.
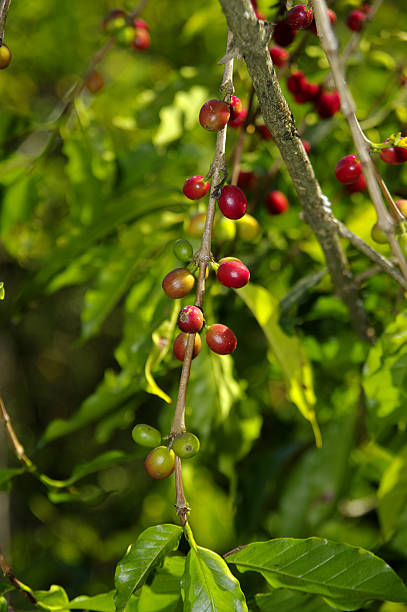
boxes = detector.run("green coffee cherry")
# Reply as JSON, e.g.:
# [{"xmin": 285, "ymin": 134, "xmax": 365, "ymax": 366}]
[
  {"xmin": 172, "ymin": 432, "xmax": 200, "ymax": 459},
  {"xmin": 173, "ymin": 239, "xmax": 193, "ymax": 263},
  {"xmin": 214, "ymin": 217, "xmax": 236, "ymax": 242},
  {"xmin": 371, "ymin": 223, "xmax": 388, "ymax": 244},
  {"xmin": 116, "ymin": 26, "xmax": 136, "ymax": 46},
  {"xmin": 132, "ymin": 424, "xmax": 162, "ymax": 448}
]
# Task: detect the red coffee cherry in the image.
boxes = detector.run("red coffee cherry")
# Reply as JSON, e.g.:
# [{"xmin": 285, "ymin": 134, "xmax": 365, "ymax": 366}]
[
  {"xmin": 132, "ymin": 28, "xmax": 150, "ymax": 50},
  {"xmin": 287, "ymin": 5, "xmax": 313, "ymax": 30},
  {"xmin": 345, "ymin": 173, "xmax": 366, "ymax": 193},
  {"xmin": 177, "ymin": 305, "xmax": 204, "ymax": 333},
  {"xmin": 102, "ymin": 9, "xmax": 126, "ymax": 33},
  {"xmin": 237, "ymin": 171, "xmax": 257, "ymax": 190},
  {"xmin": 269, "ymin": 46, "xmax": 289, "ymax": 68},
  {"xmin": 217, "ymin": 185, "xmax": 247, "ymax": 220},
  {"xmin": 206, "ymin": 324, "xmax": 237, "ymax": 355},
  {"xmin": 380, "ymin": 147, "xmax": 407, "ymax": 165},
  {"xmin": 173, "ymin": 332, "xmax": 202, "ymax": 361},
  {"xmin": 396, "ymin": 200, "xmax": 407, "ymax": 217},
  {"xmin": 257, "ymin": 124, "xmax": 273, "ymax": 140},
  {"xmin": 133, "ymin": 18, "xmax": 149, "ymax": 30},
  {"xmin": 310, "ymin": 8, "xmax": 336, "ymax": 35},
  {"xmin": 287, "ymin": 71, "xmax": 307, "ymax": 95},
  {"xmin": 183, "ymin": 176, "xmax": 210, "ymax": 200},
  {"xmin": 347, "ymin": 10, "xmax": 366, "ymax": 31},
  {"xmin": 303, "ymin": 82, "xmax": 320, "ymax": 102},
  {"xmin": 145, "ymin": 446, "xmax": 175, "ymax": 479},
  {"xmin": 0, "ymin": 44, "xmax": 11, "ymax": 69},
  {"xmin": 199, "ymin": 99, "xmax": 230, "ymax": 132},
  {"xmin": 229, "ymin": 108, "xmax": 247, "ymax": 128},
  {"xmin": 162, "ymin": 268, "xmax": 195, "ymax": 298},
  {"xmin": 229, "ymin": 96, "xmax": 243, "ymax": 121},
  {"xmin": 273, "ymin": 20, "xmax": 297, "ymax": 47},
  {"xmin": 265, "ymin": 190, "xmax": 289, "ymax": 215},
  {"xmin": 85, "ymin": 70, "xmax": 104, "ymax": 93},
  {"xmin": 335, "ymin": 155, "xmax": 362, "ymax": 184},
  {"xmin": 315, "ymin": 90, "xmax": 340, "ymax": 119},
  {"xmin": 217, "ymin": 260, "xmax": 250, "ymax": 289}
]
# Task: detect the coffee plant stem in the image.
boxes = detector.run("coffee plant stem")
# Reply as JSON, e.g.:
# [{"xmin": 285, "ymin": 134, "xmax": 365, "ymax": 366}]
[
  {"xmin": 0, "ymin": 546, "xmax": 37, "ymax": 603},
  {"xmin": 219, "ymin": 0, "xmax": 373, "ymax": 342},
  {"xmin": 311, "ymin": 0, "xmax": 407, "ymax": 285},
  {"xmin": 0, "ymin": 0, "xmax": 11, "ymax": 45},
  {"xmin": 0, "ymin": 396, "xmax": 33, "ymax": 469}
]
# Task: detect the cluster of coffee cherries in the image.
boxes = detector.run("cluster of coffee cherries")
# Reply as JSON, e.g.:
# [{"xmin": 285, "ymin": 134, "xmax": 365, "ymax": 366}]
[
  {"xmin": 347, "ymin": 4, "xmax": 371, "ymax": 32},
  {"xmin": 132, "ymin": 424, "xmax": 200, "ymax": 479},
  {"xmin": 272, "ymin": 5, "xmax": 336, "ymax": 48},
  {"xmin": 103, "ymin": 9, "xmax": 150, "ymax": 51},
  {"xmin": 0, "ymin": 44, "xmax": 12, "ymax": 70},
  {"xmin": 287, "ymin": 71, "xmax": 340, "ymax": 120}
]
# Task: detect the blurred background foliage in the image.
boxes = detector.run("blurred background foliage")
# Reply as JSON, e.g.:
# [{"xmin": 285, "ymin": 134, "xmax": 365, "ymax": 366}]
[{"xmin": 1, "ymin": 0, "xmax": 407, "ymax": 608}]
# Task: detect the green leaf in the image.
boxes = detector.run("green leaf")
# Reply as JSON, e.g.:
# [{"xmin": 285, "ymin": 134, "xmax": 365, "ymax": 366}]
[
  {"xmin": 0, "ymin": 282, "xmax": 4, "ymax": 300},
  {"xmin": 238, "ymin": 284, "xmax": 320, "ymax": 446},
  {"xmin": 69, "ymin": 591, "xmax": 115, "ymax": 611},
  {"xmin": 0, "ymin": 596, "xmax": 7, "ymax": 612},
  {"xmin": 137, "ymin": 556, "xmax": 185, "ymax": 612},
  {"xmin": 254, "ymin": 589, "xmax": 335, "ymax": 612},
  {"xmin": 33, "ymin": 584, "xmax": 70, "ymax": 610},
  {"xmin": 0, "ymin": 175, "xmax": 38, "ymax": 236},
  {"xmin": 226, "ymin": 537, "xmax": 407, "ymax": 610},
  {"xmin": 378, "ymin": 445, "xmax": 407, "ymax": 540},
  {"xmin": 114, "ymin": 524, "xmax": 183, "ymax": 612},
  {"xmin": 181, "ymin": 545, "xmax": 247, "ymax": 612}
]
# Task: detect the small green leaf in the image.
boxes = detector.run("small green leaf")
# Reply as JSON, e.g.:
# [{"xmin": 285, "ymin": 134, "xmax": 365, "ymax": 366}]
[
  {"xmin": 137, "ymin": 556, "xmax": 185, "ymax": 611},
  {"xmin": 226, "ymin": 537, "xmax": 407, "ymax": 610},
  {"xmin": 0, "ymin": 596, "xmax": 7, "ymax": 612},
  {"xmin": 181, "ymin": 545, "xmax": 247, "ymax": 612},
  {"xmin": 114, "ymin": 524, "xmax": 183, "ymax": 612},
  {"xmin": 69, "ymin": 591, "xmax": 115, "ymax": 611},
  {"xmin": 378, "ymin": 446, "xmax": 407, "ymax": 540},
  {"xmin": 33, "ymin": 584, "xmax": 70, "ymax": 610}
]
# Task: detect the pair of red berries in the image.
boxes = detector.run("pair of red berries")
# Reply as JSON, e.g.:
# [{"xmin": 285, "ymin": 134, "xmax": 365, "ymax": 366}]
[
  {"xmin": 103, "ymin": 9, "xmax": 150, "ymax": 51},
  {"xmin": 183, "ymin": 177, "xmax": 248, "ymax": 221},
  {"xmin": 198, "ymin": 96, "xmax": 245, "ymax": 132},
  {"xmin": 174, "ymin": 318, "xmax": 237, "ymax": 358},
  {"xmin": 347, "ymin": 5, "xmax": 371, "ymax": 32},
  {"xmin": 379, "ymin": 146, "xmax": 407, "ymax": 165},
  {"xmin": 334, "ymin": 155, "xmax": 367, "ymax": 193}
]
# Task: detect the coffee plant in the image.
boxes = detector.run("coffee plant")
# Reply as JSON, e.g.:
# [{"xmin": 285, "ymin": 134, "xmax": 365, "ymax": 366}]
[{"xmin": 1, "ymin": 0, "xmax": 407, "ymax": 610}]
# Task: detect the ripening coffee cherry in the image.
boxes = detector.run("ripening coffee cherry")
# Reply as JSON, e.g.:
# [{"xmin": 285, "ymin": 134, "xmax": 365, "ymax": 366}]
[
  {"xmin": 345, "ymin": 174, "xmax": 366, "ymax": 193},
  {"xmin": 270, "ymin": 46, "xmax": 289, "ymax": 68},
  {"xmin": 236, "ymin": 214, "xmax": 260, "ymax": 241},
  {"xmin": 228, "ymin": 108, "xmax": 247, "ymax": 128},
  {"xmin": 145, "ymin": 446, "xmax": 175, "ymax": 479},
  {"xmin": 217, "ymin": 260, "xmax": 250, "ymax": 289},
  {"xmin": 117, "ymin": 25, "xmax": 137, "ymax": 46},
  {"xmin": 310, "ymin": 8, "xmax": 336, "ymax": 34},
  {"xmin": 85, "ymin": 70, "xmax": 104, "ymax": 93},
  {"xmin": 187, "ymin": 213, "xmax": 206, "ymax": 238},
  {"xmin": 103, "ymin": 9, "xmax": 126, "ymax": 33},
  {"xmin": 371, "ymin": 223, "xmax": 388, "ymax": 244},
  {"xmin": 287, "ymin": 5, "xmax": 313, "ymax": 29},
  {"xmin": 206, "ymin": 324, "xmax": 237, "ymax": 355},
  {"xmin": 396, "ymin": 200, "xmax": 407, "ymax": 217},
  {"xmin": 265, "ymin": 190, "xmax": 289, "ymax": 215},
  {"xmin": 132, "ymin": 424, "xmax": 162, "ymax": 448},
  {"xmin": 315, "ymin": 90, "xmax": 340, "ymax": 119},
  {"xmin": 335, "ymin": 155, "xmax": 362, "ymax": 184},
  {"xmin": 183, "ymin": 176, "xmax": 210, "ymax": 200},
  {"xmin": 177, "ymin": 305, "xmax": 204, "ymax": 333},
  {"xmin": 380, "ymin": 146, "xmax": 407, "ymax": 165},
  {"xmin": 287, "ymin": 71, "xmax": 307, "ymax": 95},
  {"xmin": 237, "ymin": 171, "xmax": 257, "ymax": 190},
  {"xmin": 273, "ymin": 20, "xmax": 297, "ymax": 47},
  {"xmin": 173, "ymin": 332, "xmax": 201, "ymax": 361},
  {"xmin": 229, "ymin": 96, "xmax": 243, "ymax": 122},
  {"xmin": 0, "ymin": 44, "xmax": 11, "ymax": 69},
  {"xmin": 173, "ymin": 239, "xmax": 193, "ymax": 263},
  {"xmin": 213, "ymin": 217, "xmax": 236, "ymax": 241},
  {"xmin": 162, "ymin": 268, "xmax": 195, "ymax": 298},
  {"xmin": 134, "ymin": 18, "xmax": 149, "ymax": 30},
  {"xmin": 347, "ymin": 10, "xmax": 365, "ymax": 31},
  {"xmin": 199, "ymin": 99, "xmax": 230, "ymax": 131},
  {"xmin": 132, "ymin": 28, "xmax": 151, "ymax": 50},
  {"xmin": 217, "ymin": 185, "xmax": 247, "ymax": 220},
  {"xmin": 172, "ymin": 432, "xmax": 200, "ymax": 458}
]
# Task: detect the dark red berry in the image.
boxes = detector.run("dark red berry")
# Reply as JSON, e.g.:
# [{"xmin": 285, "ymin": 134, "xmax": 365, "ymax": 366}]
[
  {"xmin": 310, "ymin": 8, "xmax": 336, "ymax": 35},
  {"xmin": 287, "ymin": 5, "xmax": 313, "ymax": 30},
  {"xmin": 380, "ymin": 147, "xmax": 407, "ymax": 165},
  {"xmin": 302, "ymin": 139, "xmax": 311, "ymax": 154},
  {"xmin": 85, "ymin": 70, "xmax": 104, "ymax": 93},
  {"xmin": 132, "ymin": 28, "xmax": 150, "ymax": 50},
  {"xmin": 335, "ymin": 155, "xmax": 362, "ymax": 184},
  {"xmin": 257, "ymin": 124, "xmax": 273, "ymax": 140},
  {"xmin": 199, "ymin": 99, "xmax": 230, "ymax": 132},
  {"xmin": 217, "ymin": 260, "xmax": 250, "ymax": 289},
  {"xmin": 229, "ymin": 108, "xmax": 247, "ymax": 128},
  {"xmin": 347, "ymin": 10, "xmax": 365, "ymax": 31},
  {"xmin": 177, "ymin": 305, "xmax": 204, "ymax": 333},
  {"xmin": 229, "ymin": 96, "xmax": 243, "ymax": 121},
  {"xmin": 303, "ymin": 82, "xmax": 320, "ymax": 102},
  {"xmin": 265, "ymin": 190, "xmax": 289, "ymax": 215},
  {"xmin": 145, "ymin": 446, "xmax": 175, "ymax": 479},
  {"xmin": 217, "ymin": 185, "xmax": 247, "ymax": 220},
  {"xmin": 183, "ymin": 176, "xmax": 210, "ymax": 200},
  {"xmin": 0, "ymin": 44, "xmax": 11, "ymax": 69},
  {"xmin": 273, "ymin": 20, "xmax": 297, "ymax": 47},
  {"xmin": 134, "ymin": 18, "xmax": 149, "ymax": 30},
  {"xmin": 162, "ymin": 268, "xmax": 195, "ymax": 299},
  {"xmin": 270, "ymin": 46, "xmax": 289, "ymax": 68},
  {"xmin": 315, "ymin": 90, "xmax": 340, "ymax": 119},
  {"xmin": 345, "ymin": 174, "xmax": 366, "ymax": 193},
  {"xmin": 237, "ymin": 171, "xmax": 257, "ymax": 190},
  {"xmin": 173, "ymin": 332, "xmax": 201, "ymax": 361},
  {"xmin": 287, "ymin": 71, "xmax": 307, "ymax": 95},
  {"xmin": 206, "ymin": 324, "xmax": 237, "ymax": 355}
]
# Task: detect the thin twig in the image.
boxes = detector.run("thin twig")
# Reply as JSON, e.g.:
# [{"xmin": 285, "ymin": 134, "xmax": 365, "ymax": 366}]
[
  {"xmin": 0, "ymin": 397, "xmax": 33, "ymax": 469},
  {"xmin": 0, "ymin": 0, "xmax": 11, "ymax": 45},
  {"xmin": 311, "ymin": 0, "xmax": 407, "ymax": 285},
  {"xmin": 0, "ymin": 546, "xmax": 36, "ymax": 603}
]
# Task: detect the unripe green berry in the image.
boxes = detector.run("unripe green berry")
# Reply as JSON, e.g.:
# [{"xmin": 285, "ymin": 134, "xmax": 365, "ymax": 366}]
[
  {"xmin": 371, "ymin": 223, "xmax": 388, "ymax": 244},
  {"xmin": 173, "ymin": 239, "xmax": 193, "ymax": 263},
  {"xmin": 132, "ymin": 424, "xmax": 162, "ymax": 447},
  {"xmin": 116, "ymin": 26, "xmax": 136, "ymax": 46},
  {"xmin": 172, "ymin": 432, "xmax": 200, "ymax": 458},
  {"xmin": 213, "ymin": 217, "xmax": 236, "ymax": 242}
]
